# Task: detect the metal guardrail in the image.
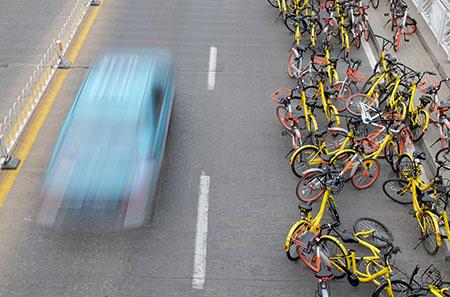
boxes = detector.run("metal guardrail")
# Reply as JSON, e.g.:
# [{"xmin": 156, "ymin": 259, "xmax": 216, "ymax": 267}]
[
  {"xmin": 0, "ymin": 0, "xmax": 98, "ymax": 169},
  {"xmin": 411, "ymin": 0, "xmax": 450, "ymax": 60}
]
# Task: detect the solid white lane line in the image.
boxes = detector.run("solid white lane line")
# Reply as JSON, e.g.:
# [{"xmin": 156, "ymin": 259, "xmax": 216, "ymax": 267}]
[
  {"xmin": 362, "ymin": 40, "xmax": 377, "ymax": 69},
  {"xmin": 192, "ymin": 172, "xmax": 211, "ymax": 290},
  {"xmin": 207, "ymin": 46, "xmax": 217, "ymax": 90}
]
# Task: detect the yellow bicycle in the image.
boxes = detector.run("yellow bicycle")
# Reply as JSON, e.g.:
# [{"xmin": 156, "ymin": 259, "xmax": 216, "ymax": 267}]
[{"xmin": 383, "ymin": 152, "xmax": 450, "ymax": 255}]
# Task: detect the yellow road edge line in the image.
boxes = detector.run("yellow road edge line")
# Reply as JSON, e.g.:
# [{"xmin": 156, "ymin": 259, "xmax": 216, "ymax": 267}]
[{"xmin": 0, "ymin": 1, "xmax": 103, "ymax": 207}]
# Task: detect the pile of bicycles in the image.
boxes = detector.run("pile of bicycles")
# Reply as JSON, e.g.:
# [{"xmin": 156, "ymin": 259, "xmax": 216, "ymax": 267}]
[{"xmin": 267, "ymin": 0, "xmax": 450, "ymax": 296}]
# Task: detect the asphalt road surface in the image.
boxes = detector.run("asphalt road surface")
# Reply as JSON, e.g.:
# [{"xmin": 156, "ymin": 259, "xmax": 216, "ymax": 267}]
[
  {"xmin": 0, "ymin": 0, "xmax": 77, "ymax": 117},
  {"xmin": 0, "ymin": 0, "xmax": 448, "ymax": 296}
]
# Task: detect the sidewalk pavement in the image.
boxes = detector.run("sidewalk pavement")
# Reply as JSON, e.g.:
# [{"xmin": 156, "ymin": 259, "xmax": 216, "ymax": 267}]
[{"xmin": 367, "ymin": 1, "xmax": 450, "ymax": 173}]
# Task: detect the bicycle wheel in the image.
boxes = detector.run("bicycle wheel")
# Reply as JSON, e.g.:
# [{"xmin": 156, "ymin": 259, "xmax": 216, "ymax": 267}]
[
  {"xmin": 372, "ymin": 280, "xmax": 412, "ymax": 297},
  {"xmin": 317, "ymin": 236, "xmax": 349, "ymax": 279},
  {"xmin": 267, "ymin": 0, "xmax": 279, "ymax": 7},
  {"xmin": 435, "ymin": 147, "xmax": 450, "ymax": 170},
  {"xmin": 422, "ymin": 212, "xmax": 439, "ymax": 255},
  {"xmin": 410, "ymin": 109, "xmax": 429, "ymax": 142},
  {"xmin": 351, "ymin": 158, "xmax": 381, "ymax": 190},
  {"xmin": 296, "ymin": 169, "xmax": 325, "ymax": 202},
  {"xmin": 322, "ymin": 129, "xmax": 351, "ymax": 154},
  {"xmin": 396, "ymin": 153, "xmax": 415, "ymax": 179},
  {"xmin": 370, "ymin": 0, "xmax": 380, "ymax": 9},
  {"xmin": 291, "ymin": 146, "xmax": 320, "ymax": 178},
  {"xmin": 327, "ymin": 105, "xmax": 341, "ymax": 128},
  {"xmin": 394, "ymin": 28, "xmax": 401, "ymax": 52},
  {"xmin": 330, "ymin": 150, "xmax": 356, "ymax": 174},
  {"xmin": 362, "ymin": 19, "xmax": 369, "ymax": 41},
  {"xmin": 382, "ymin": 179, "xmax": 413, "ymax": 204},
  {"xmin": 287, "ymin": 49, "xmax": 303, "ymax": 79},
  {"xmin": 285, "ymin": 15, "xmax": 308, "ymax": 34},
  {"xmin": 286, "ymin": 221, "xmax": 309, "ymax": 261},
  {"xmin": 428, "ymin": 102, "xmax": 438, "ymax": 124},
  {"xmin": 403, "ymin": 16, "xmax": 417, "ymax": 35},
  {"xmin": 276, "ymin": 105, "xmax": 291, "ymax": 130},
  {"xmin": 346, "ymin": 93, "xmax": 377, "ymax": 116},
  {"xmin": 332, "ymin": 82, "xmax": 352, "ymax": 112},
  {"xmin": 353, "ymin": 217, "xmax": 394, "ymax": 248},
  {"xmin": 384, "ymin": 138, "xmax": 401, "ymax": 172}
]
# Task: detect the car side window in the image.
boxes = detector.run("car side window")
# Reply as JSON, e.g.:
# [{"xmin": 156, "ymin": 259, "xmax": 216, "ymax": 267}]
[{"xmin": 153, "ymin": 85, "xmax": 164, "ymax": 129}]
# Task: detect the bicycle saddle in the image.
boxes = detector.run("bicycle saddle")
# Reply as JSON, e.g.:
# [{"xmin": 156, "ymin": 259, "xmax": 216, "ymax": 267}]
[
  {"xmin": 413, "ymin": 151, "xmax": 426, "ymax": 160},
  {"xmin": 341, "ymin": 230, "xmax": 359, "ymax": 244},
  {"xmin": 298, "ymin": 203, "xmax": 313, "ymax": 213},
  {"xmin": 385, "ymin": 54, "xmax": 397, "ymax": 64}
]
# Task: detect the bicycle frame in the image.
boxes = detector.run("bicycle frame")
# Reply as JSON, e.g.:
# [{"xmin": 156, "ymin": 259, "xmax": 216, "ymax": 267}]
[
  {"xmin": 408, "ymin": 178, "xmax": 443, "ymax": 248},
  {"xmin": 285, "ymin": 188, "xmax": 337, "ymax": 252}
]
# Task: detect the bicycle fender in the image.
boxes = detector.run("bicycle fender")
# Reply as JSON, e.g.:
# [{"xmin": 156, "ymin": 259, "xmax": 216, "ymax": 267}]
[
  {"xmin": 329, "ymin": 149, "xmax": 357, "ymax": 164},
  {"xmin": 302, "ymin": 167, "xmax": 325, "ymax": 176},
  {"xmin": 284, "ymin": 219, "xmax": 308, "ymax": 251},
  {"xmin": 425, "ymin": 210, "xmax": 442, "ymax": 246},
  {"xmin": 289, "ymin": 145, "xmax": 319, "ymax": 165},
  {"xmin": 327, "ymin": 127, "xmax": 349, "ymax": 135}
]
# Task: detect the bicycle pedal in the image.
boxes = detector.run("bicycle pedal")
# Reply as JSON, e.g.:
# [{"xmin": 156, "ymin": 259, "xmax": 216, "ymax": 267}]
[{"xmin": 408, "ymin": 209, "xmax": 416, "ymax": 217}]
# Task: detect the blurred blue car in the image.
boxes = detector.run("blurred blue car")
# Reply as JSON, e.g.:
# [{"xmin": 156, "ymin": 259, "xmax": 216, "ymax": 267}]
[{"xmin": 37, "ymin": 49, "xmax": 175, "ymax": 230}]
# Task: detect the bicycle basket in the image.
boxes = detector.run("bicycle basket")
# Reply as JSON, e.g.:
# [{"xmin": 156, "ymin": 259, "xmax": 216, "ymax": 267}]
[
  {"xmin": 420, "ymin": 264, "xmax": 443, "ymax": 287},
  {"xmin": 271, "ymin": 87, "xmax": 291, "ymax": 103},
  {"xmin": 347, "ymin": 68, "xmax": 366, "ymax": 82}
]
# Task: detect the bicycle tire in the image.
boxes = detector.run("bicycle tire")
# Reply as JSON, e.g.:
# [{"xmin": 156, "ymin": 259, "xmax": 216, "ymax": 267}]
[
  {"xmin": 353, "ymin": 217, "xmax": 394, "ymax": 248},
  {"xmin": 363, "ymin": 19, "xmax": 369, "ymax": 41},
  {"xmin": 322, "ymin": 128, "xmax": 350, "ymax": 154},
  {"xmin": 267, "ymin": 0, "xmax": 279, "ymax": 7},
  {"xmin": 428, "ymin": 102, "xmax": 438, "ymax": 124},
  {"xmin": 351, "ymin": 158, "xmax": 381, "ymax": 190},
  {"xmin": 291, "ymin": 146, "xmax": 321, "ymax": 178},
  {"xmin": 296, "ymin": 169, "xmax": 326, "ymax": 202},
  {"xmin": 371, "ymin": 0, "xmax": 380, "ymax": 9},
  {"xmin": 410, "ymin": 109, "xmax": 429, "ymax": 142},
  {"xmin": 403, "ymin": 16, "xmax": 417, "ymax": 35},
  {"xmin": 329, "ymin": 150, "xmax": 356, "ymax": 174},
  {"xmin": 382, "ymin": 178, "xmax": 413, "ymax": 204},
  {"xmin": 328, "ymin": 105, "xmax": 341, "ymax": 128},
  {"xmin": 385, "ymin": 137, "xmax": 401, "ymax": 172},
  {"xmin": 435, "ymin": 147, "xmax": 450, "ymax": 170},
  {"xmin": 317, "ymin": 236, "xmax": 349, "ymax": 280},
  {"xmin": 332, "ymin": 82, "xmax": 352, "ymax": 112},
  {"xmin": 394, "ymin": 28, "xmax": 401, "ymax": 52},
  {"xmin": 276, "ymin": 105, "xmax": 291, "ymax": 130},
  {"xmin": 422, "ymin": 212, "xmax": 439, "ymax": 255},
  {"xmin": 286, "ymin": 221, "xmax": 309, "ymax": 261},
  {"xmin": 287, "ymin": 48, "xmax": 303, "ymax": 79},
  {"xmin": 346, "ymin": 93, "xmax": 377, "ymax": 116},
  {"xmin": 372, "ymin": 279, "xmax": 412, "ymax": 297},
  {"xmin": 396, "ymin": 153, "xmax": 415, "ymax": 180},
  {"xmin": 285, "ymin": 15, "xmax": 308, "ymax": 34}
]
